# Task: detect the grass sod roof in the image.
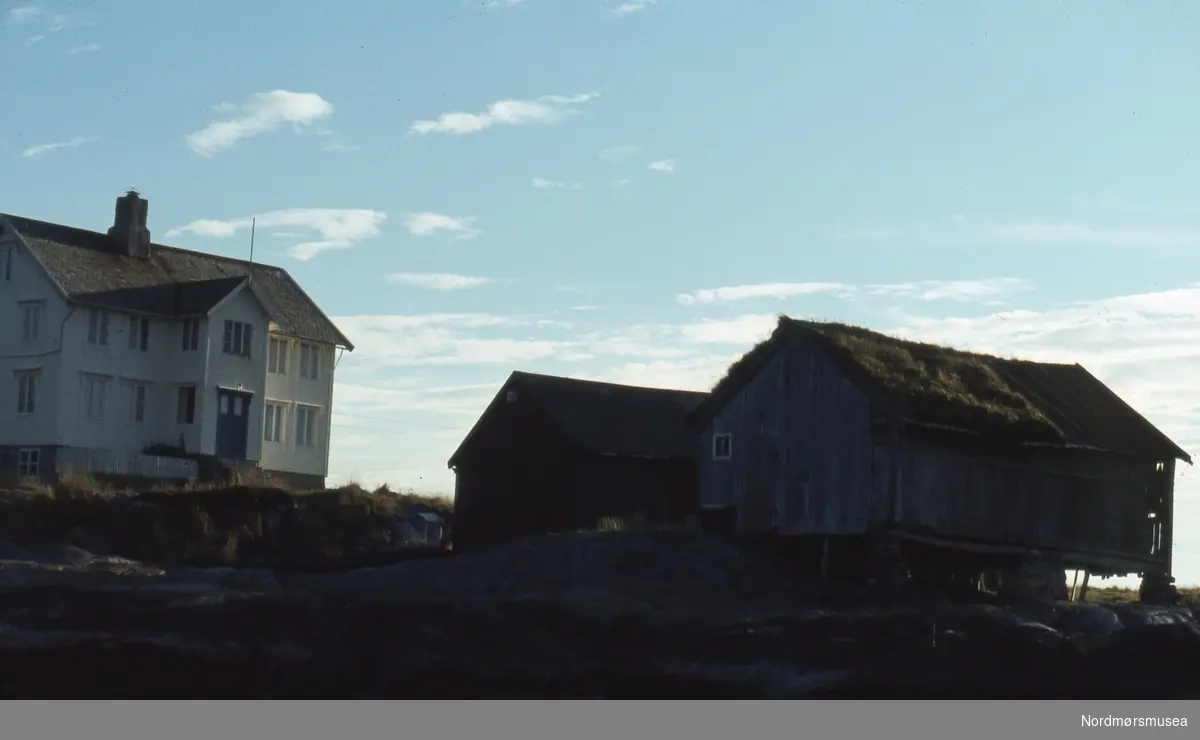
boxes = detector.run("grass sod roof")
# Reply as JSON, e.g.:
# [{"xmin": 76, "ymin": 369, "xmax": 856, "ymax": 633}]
[{"xmin": 700, "ymin": 316, "xmax": 1067, "ymax": 444}]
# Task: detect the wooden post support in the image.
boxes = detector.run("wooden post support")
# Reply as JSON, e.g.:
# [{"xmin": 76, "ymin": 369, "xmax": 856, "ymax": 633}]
[
  {"xmin": 1079, "ymin": 570, "xmax": 1091, "ymax": 602},
  {"xmin": 1162, "ymin": 459, "xmax": 1176, "ymax": 578}
]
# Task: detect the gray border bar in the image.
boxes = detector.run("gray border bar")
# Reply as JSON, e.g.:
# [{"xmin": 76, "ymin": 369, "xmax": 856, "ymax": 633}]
[{"xmin": 0, "ymin": 700, "xmax": 1196, "ymax": 740}]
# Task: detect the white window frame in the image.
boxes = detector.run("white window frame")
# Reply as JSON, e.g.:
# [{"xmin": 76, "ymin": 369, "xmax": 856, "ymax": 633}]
[
  {"xmin": 128, "ymin": 315, "xmax": 150, "ymax": 351},
  {"xmin": 1, "ymin": 245, "xmax": 12, "ymax": 282},
  {"xmin": 176, "ymin": 385, "xmax": 196, "ymax": 425},
  {"xmin": 223, "ymin": 320, "xmax": 253, "ymax": 358},
  {"xmin": 181, "ymin": 319, "xmax": 200, "ymax": 352},
  {"xmin": 299, "ymin": 343, "xmax": 319, "ymax": 380},
  {"xmin": 263, "ymin": 401, "xmax": 286, "ymax": 442},
  {"xmin": 125, "ymin": 380, "xmax": 149, "ymax": 423},
  {"xmin": 16, "ymin": 370, "xmax": 38, "ymax": 415},
  {"xmin": 87, "ymin": 309, "xmax": 110, "ymax": 345},
  {"xmin": 268, "ymin": 337, "xmax": 288, "ymax": 375},
  {"xmin": 295, "ymin": 405, "xmax": 319, "ymax": 448},
  {"xmin": 82, "ymin": 374, "xmax": 108, "ymax": 420},
  {"xmin": 19, "ymin": 301, "xmax": 43, "ymax": 344},
  {"xmin": 713, "ymin": 433, "xmax": 732, "ymax": 461},
  {"xmin": 17, "ymin": 448, "xmax": 39, "ymax": 478}
]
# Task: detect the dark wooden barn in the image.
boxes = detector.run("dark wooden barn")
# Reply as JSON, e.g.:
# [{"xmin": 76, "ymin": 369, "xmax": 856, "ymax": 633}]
[
  {"xmin": 687, "ymin": 316, "xmax": 1192, "ymax": 600},
  {"xmin": 448, "ymin": 371, "xmax": 707, "ymax": 552}
]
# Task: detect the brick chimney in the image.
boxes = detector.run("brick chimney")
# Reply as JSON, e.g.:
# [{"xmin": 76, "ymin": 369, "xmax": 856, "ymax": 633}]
[{"xmin": 108, "ymin": 189, "xmax": 152, "ymax": 258}]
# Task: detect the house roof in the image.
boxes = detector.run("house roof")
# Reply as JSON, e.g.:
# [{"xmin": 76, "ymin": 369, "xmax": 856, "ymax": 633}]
[
  {"xmin": 689, "ymin": 316, "xmax": 1191, "ymax": 464},
  {"xmin": 2, "ymin": 214, "xmax": 353, "ymax": 350},
  {"xmin": 447, "ymin": 370, "xmax": 708, "ymax": 468}
]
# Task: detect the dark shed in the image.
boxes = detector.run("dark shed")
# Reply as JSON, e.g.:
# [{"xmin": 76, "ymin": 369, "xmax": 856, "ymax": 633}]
[
  {"xmin": 448, "ymin": 371, "xmax": 707, "ymax": 552},
  {"xmin": 688, "ymin": 316, "xmax": 1191, "ymax": 589}
]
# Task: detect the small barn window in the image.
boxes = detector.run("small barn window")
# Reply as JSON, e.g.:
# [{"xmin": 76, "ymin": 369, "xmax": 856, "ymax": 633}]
[
  {"xmin": 713, "ymin": 433, "xmax": 732, "ymax": 461},
  {"xmin": 17, "ymin": 448, "xmax": 39, "ymax": 479}
]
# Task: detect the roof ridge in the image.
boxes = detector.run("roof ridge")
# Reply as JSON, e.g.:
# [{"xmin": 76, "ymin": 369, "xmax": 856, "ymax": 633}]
[{"xmin": 5, "ymin": 212, "xmax": 289, "ymax": 273}]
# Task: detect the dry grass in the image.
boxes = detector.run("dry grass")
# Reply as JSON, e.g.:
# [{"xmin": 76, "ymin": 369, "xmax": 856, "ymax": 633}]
[
  {"xmin": 0, "ymin": 474, "xmax": 453, "ymax": 567},
  {"xmin": 595, "ymin": 511, "xmax": 649, "ymax": 533},
  {"xmin": 1083, "ymin": 585, "xmax": 1200, "ymax": 609},
  {"xmin": 709, "ymin": 316, "xmax": 1064, "ymax": 442}
]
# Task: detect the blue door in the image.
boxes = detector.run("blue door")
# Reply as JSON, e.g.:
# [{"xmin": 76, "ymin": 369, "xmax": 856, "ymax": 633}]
[{"xmin": 215, "ymin": 389, "xmax": 251, "ymax": 460}]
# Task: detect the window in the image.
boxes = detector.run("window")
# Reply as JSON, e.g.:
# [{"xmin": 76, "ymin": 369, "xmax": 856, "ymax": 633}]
[
  {"xmin": 268, "ymin": 337, "xmax": 288, "ymax": 374},
  {"xmin": 16, "ymin": 371, "xmax": 38, "ymax": 414},
  {"xmin": 299, "ymin": 343, "xmax": 319, "ymax": 380},
  {"xmin": 713, "ymin": 433, "xmax": 732, "ymax": 461},
  {"xmin": 264, "ymin": 402, "xmax": 285, "ymax": 442},
  {"xmin": 82, "ymin": 375, "xmax": 108, "ymax": 420},
  {"xmin": 223, "ymin": 320, "xmax": 253, "ymax": 357},
  {"xmin": 128, "ymin": 316, "xmax": 150, "ymax": 351},
  {"xmin": 125, "ymin": 381, "xmax": 148, "ymax": 423},
  {"xmin": 295, "ymin": 406, "xmax": 318, "ymax": 447},
  {"xmin": 19, "ymin": 301, "xmax": 42, "ymax": 343},
  {"xmin": 181, "ymin": 319, "xmax": 200, "ymax": 351},
  {"xmin": 176, "ymin": 385, "xmax": 196, "ymax": 425},
  {"xmin": 17, "ymin": 449, "xmax": 39, "ymax": 478},
  {"xmin": 1, "ymin": 246, "xmax": 11, "ymax": 282},
  {"xmin": 87, "ymin": 309, "xmax": 110, "ymax": 345}
]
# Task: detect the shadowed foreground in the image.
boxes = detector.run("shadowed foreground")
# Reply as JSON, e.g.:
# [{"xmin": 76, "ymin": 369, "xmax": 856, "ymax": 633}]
[{"xmin": 1, "ymin": 526, "xmax": 1199, "ymax": 698}]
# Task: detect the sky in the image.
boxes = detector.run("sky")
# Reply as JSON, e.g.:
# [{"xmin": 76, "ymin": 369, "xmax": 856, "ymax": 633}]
[{"xmin": 4, "ymin": 0, "xmax": 1200, "ymax": 585}]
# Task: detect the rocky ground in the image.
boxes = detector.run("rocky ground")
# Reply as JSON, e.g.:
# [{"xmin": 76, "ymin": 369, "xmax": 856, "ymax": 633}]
[{"xmin": 1, "ymin": 531, "xmax": 1198, "ymax": 698}]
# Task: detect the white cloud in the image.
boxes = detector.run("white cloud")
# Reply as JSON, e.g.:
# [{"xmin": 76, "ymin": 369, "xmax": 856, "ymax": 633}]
[
  {"xmin": 185, "ymin": 90, "xmax": 334, "ymax": 156},
  {"xmin": 166, "ymin": 208, "xmax": 387, "ymax": 260},
  {"xmin": 581, "ymin": 355, "xmax": 739, "ymax": 393},
  {"xmin": 322, "ymin": 142, "xmax": 360, "ymax": 153},
  {"xmin": 611, "ymin": 178, "xmax": 632, "ymax": 188},
  {"xmin": 334, "ymin": 380, "xmax": 500, "ymax": 419},
  {"xmin": 20, "ymin": 135, "xmax": 96, "ymax": 158},
  {"xmin": 532, "ymin": 177, "xmax": 582, "ymax": 189},
  {"xmin": 385, "ymin": 273, "xmax": 495, "ymax": 290},
  {"xmin": 648, "ymin": 158, "xmax": 676, "ymax": 173},
  {"xmin": 597, "ymin": 144, "xmax": 640, "ymax": 161},
  {"xmin": 864, "ymin": 278, "xmax": 1032, "ymax": 302},
  {"xmin": 676, "ymin": 278, "xmax": 1028, "ymax": 306},
  {"xmin": 613, "ymin": 0, "xmax": 656, "ymax": 15},
  {"xmin": 677, "ymin": 282, "xmax": 848, "ymax": 305},
  {"xmin": 333, "ymin": 313, "xmax": 563, "ymax": 369},
  {"xmin": 64, "ymin": 42, "xmax": 99, "ymax": 54},
  {"xmin": 677, "ymin": 314, "xmax": 779, "ymax": 345},
  {"xmin": 411, "ymin": 92, "xmax": 599, "ymax": 136},
  {"xmin": 403, "ymin": 212, "xmax": 482, "ymax": 240},
  {"xmin": 484, "ymin": 0, "xmax": 527, "ymax": 6},
  {"xmin": 329, "ymin": 311, "xmax": 765, "ymax": 372},
  {"xmin": 7, "ymin": 6, "xmax": 73, "ymax": 42},
  {"xmin": 6, "ymin": 5, "xmax": 43, "ymax": 24}
]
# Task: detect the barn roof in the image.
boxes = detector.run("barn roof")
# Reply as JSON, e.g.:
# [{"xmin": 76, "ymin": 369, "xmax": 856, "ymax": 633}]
[
  {"xmin": 448, "ymin": 371, "xmax": 708, "ymax": 467},
  {"xmin": 689, "ymin": 316, "xmax": 1191, "ymax": 464},
  {"xmin": 2, "ymin": 214, "xmax": 353, "ymax": 350}
]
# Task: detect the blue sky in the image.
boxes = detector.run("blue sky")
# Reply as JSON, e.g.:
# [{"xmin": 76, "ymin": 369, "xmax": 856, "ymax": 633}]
[{"xmin": 5, "ymin": 1, "xmax": 1200, "ymax": 583}]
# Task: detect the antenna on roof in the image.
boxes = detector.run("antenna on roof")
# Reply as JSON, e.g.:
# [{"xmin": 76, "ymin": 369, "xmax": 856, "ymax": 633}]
[{"xmin": 248, "ymin": 217, "xmax": 256, "ymax": 264}]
